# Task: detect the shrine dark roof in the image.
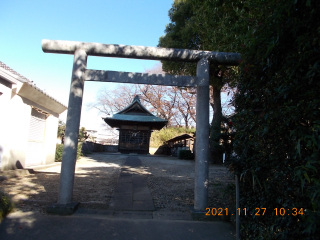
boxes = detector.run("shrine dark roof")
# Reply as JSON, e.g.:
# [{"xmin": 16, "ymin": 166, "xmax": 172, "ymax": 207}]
[
  {"xmin": 103, "ymin": 95, "xmax": 168, "ymax": 130},
  {"xmin": 165, "ymin": 134, "xmax": 194, "ymax": 143}
]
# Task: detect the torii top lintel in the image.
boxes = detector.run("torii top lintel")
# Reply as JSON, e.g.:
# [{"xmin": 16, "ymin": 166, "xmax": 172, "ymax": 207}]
[{"xmin": 42, "ymin": 39, "xmax": 241, "ymax": 66}]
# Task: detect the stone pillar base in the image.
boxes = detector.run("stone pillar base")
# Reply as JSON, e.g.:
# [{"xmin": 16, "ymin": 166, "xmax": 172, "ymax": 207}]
[{"xmin": 47, "ymin": 202, "xmax": 79, "ymax": 215}]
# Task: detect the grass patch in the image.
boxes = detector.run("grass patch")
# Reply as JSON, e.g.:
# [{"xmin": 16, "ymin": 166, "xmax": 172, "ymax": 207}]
[{"xmin": 0, "ymin": 190, "xmax": 14, "ymax": 222}]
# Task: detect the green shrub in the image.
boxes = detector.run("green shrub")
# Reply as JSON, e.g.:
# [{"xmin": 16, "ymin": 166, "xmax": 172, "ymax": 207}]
[
  {"xmin": 77, "ymin": 142, "xmax": 83, "ymax": 159},
  {"xmin": 55, "ymin": 144, "xmax": 63, "ymax": 162},
  {"xmin": 178, "ymin": 150, "xmax": 194, "ymax": 160},
  {"xmin": 55, "ymin": 143, "xmax": 83, "ymax": 162},
  {"xmin": 227, "ymin": 0, "xmax": 320, "ymax": 238},
  {"xmin": 0, "ymin": 190, "xmax": 14, "ymax": 221}
]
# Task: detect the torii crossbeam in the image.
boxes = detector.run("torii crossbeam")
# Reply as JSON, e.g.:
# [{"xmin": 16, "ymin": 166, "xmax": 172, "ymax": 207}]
[{"xmin": 42, "ymin": 39, "xmax": 241, "ymax": 214}]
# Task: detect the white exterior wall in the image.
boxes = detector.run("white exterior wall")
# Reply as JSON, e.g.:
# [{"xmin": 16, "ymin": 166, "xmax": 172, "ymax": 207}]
[
  {"xmin": 0, "ymin": 80, "xmax": 30, "ymax": 170},
  {"xmin": 0, "ymin": 80, "xmax": 14, "ymax": 168},
  {"xmin": 0, "ymin": 75, "xmax": 64, "ymax": 170}
]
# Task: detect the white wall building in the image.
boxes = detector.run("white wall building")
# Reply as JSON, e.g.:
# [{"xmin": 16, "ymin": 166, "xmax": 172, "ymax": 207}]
[{"xmin": 0, "ymin": 61, "xmax": 67, "ymax": 170}]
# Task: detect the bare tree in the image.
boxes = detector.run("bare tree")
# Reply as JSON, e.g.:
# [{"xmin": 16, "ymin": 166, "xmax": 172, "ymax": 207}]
[
  {"xmin": 138, "ymin": 84, "xmax": 178, "ymax": 126},
  {"xmin": 90, "ymin": 63, "xmax": 197, "ymax": 127},
  {"xmin": 89, "ymin": 84, "xmax": 140, "ymax": 116},
  {"xmin": 175, "ymin": 87, "xmax": 196, "ymax": 127},
  {"xmin": 221, "ymin": 83, "xmax": 236, "ymax": 116}
]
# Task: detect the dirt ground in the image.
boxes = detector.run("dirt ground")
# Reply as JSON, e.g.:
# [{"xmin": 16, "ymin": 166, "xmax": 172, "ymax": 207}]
[
  {"xmin": 140, "ymin": 156, "xmax": 235, "ymax": 212},
  {"xmin": 0, "ymin": 153, "xmax": 235, "ymax": 214}
]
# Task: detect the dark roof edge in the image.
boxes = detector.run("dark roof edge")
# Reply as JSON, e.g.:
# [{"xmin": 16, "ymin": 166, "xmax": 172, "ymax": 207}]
[
  {"xmin": 117, "ymin": 95, "xmax": 154, "ymax": 116},
  {"xmin": 103, "ymin": 116, "xmax": 168, "ymax": 123},
  {"xmin": 166, "ymin": 134, "xmax": 194, "ymax": 143}
]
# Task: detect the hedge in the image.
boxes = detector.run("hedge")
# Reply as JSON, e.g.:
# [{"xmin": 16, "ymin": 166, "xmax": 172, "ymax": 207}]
[
  {"xmin": 227, "ymin": 0, "xmax": 320, "ymax": 239},
  {"xmin": 55, "ymin": 143, "xmax": 83, "ymax": 162}
]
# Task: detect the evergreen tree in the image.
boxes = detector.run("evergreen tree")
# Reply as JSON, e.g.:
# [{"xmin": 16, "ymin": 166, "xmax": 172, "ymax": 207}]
[{"xmin": 158, "ymin": 0, "xmax": 244, "ymax": 163}]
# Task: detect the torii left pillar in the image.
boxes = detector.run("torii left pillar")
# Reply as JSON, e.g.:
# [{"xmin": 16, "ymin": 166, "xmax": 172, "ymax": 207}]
[{"xmin": 47, "ymin": 49, "xmax": 87, "ymax": 214}]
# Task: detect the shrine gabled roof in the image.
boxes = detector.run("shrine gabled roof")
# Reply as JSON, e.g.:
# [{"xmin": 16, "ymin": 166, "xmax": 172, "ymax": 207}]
[
  {"xmin": 105, "ymin": 114, "xmax": 167, "ymax": 123},
  {"xmin": 103, "ymin": 95, "xmax": 168, "ymax": 129},
  {"xmin": 103, "ymin": 115, "xmax": 167, "ymax": 130},
  {"xmin": 116, "ymin": 95, "xmax": 153, "ymax": 115}
]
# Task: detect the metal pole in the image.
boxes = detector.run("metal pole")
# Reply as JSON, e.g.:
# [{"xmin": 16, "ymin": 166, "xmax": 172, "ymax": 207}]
[
  {"xmin": 58, "ymin": 49, "xmax": 87, "ymax": 204},
  {"xmin": 194, "ymin": 58, "xmax": 210, "ymax": 211},
  {"xmin": 236, "ymin": 174, "xmax": 240, "ymax": 240}
]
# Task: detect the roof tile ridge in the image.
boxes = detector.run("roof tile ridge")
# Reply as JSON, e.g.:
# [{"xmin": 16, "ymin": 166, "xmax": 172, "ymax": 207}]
[
  {"xmin": 0, "ymin": 61, "xmax": 66, "ymax": 107},
  {"xmin": 116, "ymin": 96, "xmax": 154, "ymax": 116},
  {"xmin": 0, "ymin": 61, "xmax": 32, "ymax": 83}
]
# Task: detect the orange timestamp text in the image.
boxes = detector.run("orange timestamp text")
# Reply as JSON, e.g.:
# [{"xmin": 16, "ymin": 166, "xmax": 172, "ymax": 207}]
[{"xmin": 205, "ymin": 208, "xmax": 304, "ymax": 216}]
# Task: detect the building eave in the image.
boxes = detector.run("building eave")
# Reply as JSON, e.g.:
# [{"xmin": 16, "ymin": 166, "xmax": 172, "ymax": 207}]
[
  {"xmin": 104, "ymin": 117, "xmax": 167, "ymax": 130},
  {"xmin": 17, "ymin": 83, "xmax": 67, "ymax": 114},
  {"xmin": 0, "ymin": 68, "xmax": 26, "ymax": 84}
]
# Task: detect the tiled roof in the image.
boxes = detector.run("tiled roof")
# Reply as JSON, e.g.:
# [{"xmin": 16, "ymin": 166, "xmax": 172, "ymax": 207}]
[
  {"xmin": 104, "ymin": 95, "xmax": 168, "ymax": 130},
  {"xmin": 117, "ymin": 95, "xmax": 153, "ymax": 116},
  {"xmin": 0, "ymin": 61, "xmax": 32, "ymax": 83},
  {"xmin": 0, "ymin": 61, "xmax": 67, "ymax": 108},
  {"xmin": 113, "ymin": 95, "xmax": 167, "ymax": 123},
  {"xmin": 105, "ymin": 114, "xmax": 168, "ymax": 123},
  {"xmin": 23, "ymin": 83, "xmax": 67, "ymax": 108}
]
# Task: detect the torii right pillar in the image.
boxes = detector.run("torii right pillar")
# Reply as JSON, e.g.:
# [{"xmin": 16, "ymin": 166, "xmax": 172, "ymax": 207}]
[{"xmin": 193, "ymin": 58, "xmax": 210, "ymax": 214}]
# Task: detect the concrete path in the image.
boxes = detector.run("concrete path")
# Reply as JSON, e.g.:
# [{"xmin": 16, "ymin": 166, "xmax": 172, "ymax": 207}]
[
  {"xmin": 0, "ymin": 211, "xmax": 236, "ymax": 240},
  {"xmin": 109, "ymin": 156, "xmax": 155, "ymax": 211}
]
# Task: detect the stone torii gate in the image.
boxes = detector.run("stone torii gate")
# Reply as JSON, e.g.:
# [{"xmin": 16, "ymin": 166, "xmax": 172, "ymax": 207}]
[{"xmin": 42, "ymin": 39, "xmax": 240, "ymax": 214}]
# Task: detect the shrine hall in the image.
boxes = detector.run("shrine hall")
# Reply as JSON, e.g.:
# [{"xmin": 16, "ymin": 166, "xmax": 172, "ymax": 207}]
[{"xmin": 103, "ymin": 95, "xmax": 168, "ymax": 154}]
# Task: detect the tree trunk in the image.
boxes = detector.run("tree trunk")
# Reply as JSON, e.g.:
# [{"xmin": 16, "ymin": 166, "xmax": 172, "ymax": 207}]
[
  {"xmin": 184, "ymin": 114, "xmax": 189, "ymax": 128},
  {"xmin": 210, "ymin": 84, "xmax": 223, "ymax": 164}
]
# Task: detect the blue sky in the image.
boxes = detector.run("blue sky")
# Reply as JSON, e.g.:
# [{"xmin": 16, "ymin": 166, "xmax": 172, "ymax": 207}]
[{"xmin": 1, "ymin": 0, "xmax": 173, "ymax": 130}]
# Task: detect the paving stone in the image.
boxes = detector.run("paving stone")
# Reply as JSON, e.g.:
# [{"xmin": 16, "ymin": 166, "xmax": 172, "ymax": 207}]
[
  {"xmin": 133, "ymin": 187, "xmax": 149, "ymax": 193},
  {"xmin": 118, "ymin": 175, "xmax": 132, "ymax": 182},
  {"xmin": 133, "ymin": 184, "xmax": 149, "ymax": 190},
  {"xmin": 133, "ymin": 183, "xmax": 148, "ymax": 189},
  {"xmin": 111, "ymin": 156, "xmax": 155, "ymax": 211},
  {"xmin": 116, "ymin": 182, "xmax": 132, "ymax": 187},
  {"xmin": 113, "ymin": 211, "xmax": 153, "ymax": 219},
  {"xmin": 115, "ymin": 183, "xmax": 132, "ymax": 193},
  {"xmin": 109, "ymin": 199, "xmax": 132, "ymax": 211},
  {"xmin": 133, "ymin": 192, "xmax": 152, "ymax": 201},
  {"xmin": 74, "ymin": 208, "xmax": 114, "ymax": 216},
  {"xmin": 113, "ymin": 193, "xmax": 132, "ymax": 199},
  {"xmin": 133, "ymin": 200, "xmax": 155, "ymax": 211},
  {"xmin": 153, "ymin": 211, "xmax": 192, "ymax": 221},
  {"xmin": 113, "ymin": 196, "xmax": 133, "ymax": 202},
  {"xmin": 132, "ymin": 175, "xmax": 145, "ymax": 181}
]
